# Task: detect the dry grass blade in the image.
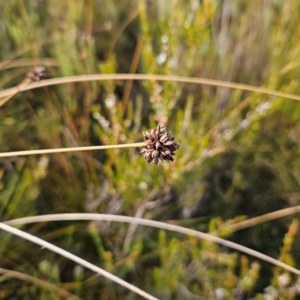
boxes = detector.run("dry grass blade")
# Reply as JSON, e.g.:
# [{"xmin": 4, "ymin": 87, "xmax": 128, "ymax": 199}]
[
  {"xmin": 0, "ymin": 66, "xmax": 46, "ymax": 107},
  {"xmin": 0, "ymin": 267, "xmax": 81, "ymax": 300},
  {"xmin": 0, "ymin": 77, "xmax": 31, "ymax": 107},
  {"xmin": 0, "ymin": 34, "xmax": 60, "ymax": 70},
  {"xmin": 0, "ymin": 58, "xmax": 59, "ymax": 70},
  {"xmin": 121, "ymin": 36, "xmax": 143, "ymax": 112},
  {"xmin": 204, "ymin": 95, "xmax": 252, "ymax": 140},
  {"xmin": 227, "ymin": 205, "xmax": 300, "ymax": 232},
  {"xmin": 0, "ymin": 222, "xmax": 158, "ymax": 300},
  {"xmin": 0, "ymin": 142, "xmax": 146, "ymax": 158},
  {"xmin": 1, "ymin": 74, "xmax": 300, "ymax": 102},
  {"xmin": 5, "ymin": 213, "xmax": 300, "ymax": 276},
  {"xmin": 108, "ymin": 6, "xmax": 144, "ymax": 53}
]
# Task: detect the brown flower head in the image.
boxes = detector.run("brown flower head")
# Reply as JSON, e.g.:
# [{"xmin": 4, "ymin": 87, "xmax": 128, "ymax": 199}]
[
  {"xmin": 140, "ymin": 126, "xmax": 180, "ymax": 165},
  {"xmin": 27, "ymin": 66, "xmax": 47, "ymax": 82}
]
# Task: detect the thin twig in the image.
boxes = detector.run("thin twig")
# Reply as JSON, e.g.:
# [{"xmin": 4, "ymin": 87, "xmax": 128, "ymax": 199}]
[
  {"xmin": 17, "ymin": 0, "xmax": 39, "ymax": 59},
  {"xmin": 123, "ymin": 193, "xmax": 170, "ymax": 253},
  {"xmin": 108, "ymin": 6, "xmax": 144, "ymax": 53},
  {"xmin": 4, "ymin": 214, "xmax": 300, "ymax": 276},
  {"xmin": 122, "ymin": 205, "xmax": 147, "ymax": 254},
  {"xmin": 0, "ymin": 267, "xmax": 81, "ymax": 300},
  {"xmin": 0, "ymin": 34, "xmax": 60, "ymax": 70},
  {"xmin": 0, "ymin": 58, "xmax": 59, "ymax": 70},
  {"xmin": 183, "ymin": 95, "xmax": 253, "ymax": 172},
  {"xmin": 0, "ymin": 142, "xmax": 146, "ymax": 158},
  {"xmin": 0, "ymin": 69, "xmax": 29, "ymax": 89},
  {"xmin": 0, "ymin": 77, "xmax": 31, "ymax": 107},
  {"xmin": 122, "ymin": 36, "xmax": 144, "ymax": 113},
  {"xmin": 0, "ymin": 222, "xmax": 158, "ymax": 300},
  {"xmin": 1, "ymin": 74, "xmax": 300, "ymax": 102},
  {"xmin": 204, "ymin": 95, "xmax": 252, "ymax": 140},
  {"xmin": 227, "ymin": 205, "xmax": 300, "ymax": 232}
]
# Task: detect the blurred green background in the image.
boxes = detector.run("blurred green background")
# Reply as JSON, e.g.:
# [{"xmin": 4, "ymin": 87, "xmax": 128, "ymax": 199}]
[{"xmin": 1, "ymin": 0, "xmax": 300, "ymax": 299}]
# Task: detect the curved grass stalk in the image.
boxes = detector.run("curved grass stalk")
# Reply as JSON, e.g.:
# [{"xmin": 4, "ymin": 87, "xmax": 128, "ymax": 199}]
[
  {"xmin": 4, "ymin": 213, "xmax": 300, "ymax": 276},
  {"xmin": 0, "ymin": 77, "xmax": 31, "ymax": 107},
  {"xmin": 0, "ymin": 222, "xmax": 158, "ymax": 300},
  {"xmin": 0, "ymin": 34, "xmax": 61, "ymax": 70},
  {"xmin": 227, "ymin": 205, "xmax": 300, "ymax": 232},
  {"xmin": 0, "ymin": 68, "xmax": 29, "ymax": 89},
  {"xmin": 1, "ymin": 74, "xmax": 300, "ymax": 102},
  {"xmin": 0, "ymin": 267, "xmax": 81, "ymax": 300},
  {"xmin": 0, "ymin": 58, "xmax": 59, "ymax": 70},
  {"xmin": 0, "ymin": 142, "xmax": 146, "ymax": 158}
]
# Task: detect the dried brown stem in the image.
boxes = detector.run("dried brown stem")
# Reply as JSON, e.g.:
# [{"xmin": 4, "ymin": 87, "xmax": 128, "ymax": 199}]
[
  {"xmin": 0, "ymin": 58, "xmax": 58, "ymax": 70},
  {"xmin": 4, "ymin": 213, "xmax": 300, "ymax": 276},
  {"xmin": 0, "ymin": 222, "xmax": 158, "ymax": 300},
  {"xmin": 0, "ymin": 267, "xmax": 80, "ymax": 300},
  {"xmin": 228, "ymin": 205, "xmax": 300, "ymax": 232},
  {"xmin": 108, "ymin": 6, "xmax": 144, "ymax": 53},
  {"xmin": 122, "ymin": 36, "xmax": 144, "ymax": 112},
  {"xmin": 1, "ymin": 74, "xmax": 300, "ymax": 102},
  {"xmin": 0, "ymin": 77, "xmax": 31, "ymax": 107},
  {"xmin": 0, "ymin": 142, "xmax": 146, "ymax": 158}
]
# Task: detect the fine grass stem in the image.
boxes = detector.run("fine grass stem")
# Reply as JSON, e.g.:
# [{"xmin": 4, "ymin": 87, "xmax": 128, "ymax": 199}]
[
  {"xmin": 0, "ymin": 142, "xmax": 146, "ymax": 158},
  {"xmin": 227, "ymin": 205, "xmax": 300, "ymax": 232},
  {"xmin": 0, "ymin": 58, "xmax": 59, "ymax": 71},
  {"xmin": 1, "ymin": 74, "xmax": 300, "ymax": 102},
  {"xmin": 4, "ymin": 213, "xmax": 300, "ymax": 276},
  {"xmin": 0, "ymin": 222, "xmax": 158, "ymax": 300},
  {"xmin": 0, "ymin": 267, "xmax": 81, "ymax": 300},
  {"xmin": 0, "ymin": 77, "xmax": 31, "ymax": 107}
]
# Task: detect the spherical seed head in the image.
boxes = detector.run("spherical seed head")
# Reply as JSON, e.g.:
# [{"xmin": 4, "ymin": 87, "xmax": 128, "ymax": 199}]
[
  {"xmin": 141, "ymin": 125, "xmax": 180, "ymax": 165},
  {"xmin": 155, "ymin": 141, "xmax": 161, "ymax": 150},
  {"xmin": 27, "ymin": 66, "xmax": 47, "ymax": 82}
]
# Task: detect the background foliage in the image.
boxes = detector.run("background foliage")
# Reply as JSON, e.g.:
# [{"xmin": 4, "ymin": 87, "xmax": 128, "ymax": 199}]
[{"xmin": 1, "ymin": 0, "xmax": 300, "ymax": 299}]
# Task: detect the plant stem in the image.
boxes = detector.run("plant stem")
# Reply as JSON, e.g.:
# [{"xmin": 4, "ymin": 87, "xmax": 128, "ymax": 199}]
[
  {"xmin": 0, "ymin": 222, "xmax": 158, "ymax": 300},
  {"xmin": 0, "ymin": 267, "xmax": 80, "ymax": 300},
  {"xmin": 1, "ymin": 74, "xmax": 300, "ymax": 102},
  {"xmin": 228, "ymin": 205, "xmax": 300, "ymax": 232},
  {"xmin": 0, "ymin": 77, "xmax": 31, "ymax": 107},
  {"xmin": 5, "ymin": 213, "xmax": 300, "ymax": 276},
  {"xmin": 0, "ymin": 142, "xmax": 146, "ymax": 158}
]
